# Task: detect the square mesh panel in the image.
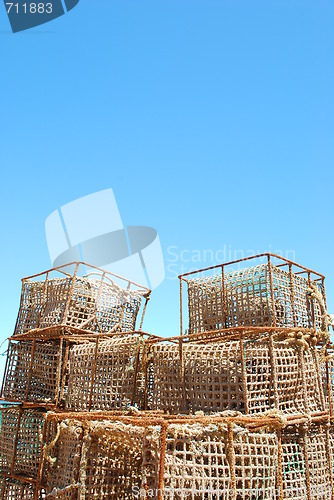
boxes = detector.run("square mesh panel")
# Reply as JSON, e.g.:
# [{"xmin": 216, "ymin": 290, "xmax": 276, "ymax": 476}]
[
  {"xmin": 65, "ymin": 336, "xmax": 144, "ymax": 411},
  {"xmin": 149, "ymin": 340, "xmax": 324, "ymax": 416},
  {"xmin": 163, "ymin": 424, "xmax": 277, "ymax": 500},
  {"xmin": 44, "ymin": 420, "xmax": 159, "ymax": 499},
  {"xmin": 187, "ymin": 264, "xmax": 324, "ymax": 334},
  {"xmin": 15, "ymin": 275, "xmax": 145, "ymax": 335},
  {"xmin": 0, "ymin": 476, "xmax": 36, "ymax": 499},
  {"xmin": 2, "ymin": 341, "xmax": 62, "ymax": 403},
  {"xmin": 281, "ymin": 423, "xmax": 332, "ymax": 500},
  {"xmin": 0, "ymin": 408, "xmax": 45, "ymax": 479}
]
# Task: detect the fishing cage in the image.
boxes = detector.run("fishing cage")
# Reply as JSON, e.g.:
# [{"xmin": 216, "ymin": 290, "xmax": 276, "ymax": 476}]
[
  {"xmin": 280, "ymin": 418, "xmax": 333, "ymax": 500},
  {"xmin": 40, "ymin": 412, "xmax": 281, "ymax": 500},
  {"xmin": 321, "ymin": 347, "xmax": 334, "ymax": 416},
  {"xmin": 0, "ymin": 405, "xmax": 46, "ymax": 482},
  {"xmin": 0, "ymin": 476, "xmax": 45, "ymax": 499},
  {"xmin": 14, "ymin": 262, "xmax": 151, "ymax": 337},
  {"xmin": 65, "ymin": 334, "xmax": 148, "ymax": 411},
  {"xmin": 146, "ymin": 330, "xmax": 325, "ymax": 416},
  {"xmin": 1, "ymin": 340, "xmax": 63, "ymax": 405},
  {"xmin": 179, "ymin": 253, "xmax": 327, "ymax": 336},
  {"xmin": 0, "ymin": 254, "xmax": 332, "ymax": 500},
  {"xmin": 1, "ymin": 333, "xmax": 155, "ymax": 410}
]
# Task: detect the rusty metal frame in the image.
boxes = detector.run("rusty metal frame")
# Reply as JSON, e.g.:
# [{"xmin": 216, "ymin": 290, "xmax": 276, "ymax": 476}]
[
  {"xmin": 1, "ymin": 328, "xmax": 162, "ymax": 409},
  {"xmin": 15, "ymin": 261, "xmax": 152, "ymax": 338},
  {"xmin": 0, "ymin": 404, "xmax": 331, "ymax": 499},
  {"xmin": 35, "ymin": 409, "xmax": 330, "ymax": 500},
  {"xmin": 178, "ymin": 252, "xmax": 326, "ymax": 337}
]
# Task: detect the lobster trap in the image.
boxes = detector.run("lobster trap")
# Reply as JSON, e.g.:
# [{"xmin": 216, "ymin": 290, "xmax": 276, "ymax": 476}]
[
  {"xmin": 0, "ymin": 476, "xmax": 45, "ymax": 499},
  {"xmin": 14, "ymin": 262, "xmax": 151, "ymax": 336},
  {"xmin": 180, "ymin": 253, "xmax": 327, "ymax": 335},
  {"xmin": 1, "ymin": 333, "xmax": 154, "ymax": 410},
  {"xmin": 280, "ymin": 418, "xmax": 333, "ymax": 500},
  {"xmin": 0, "ymin": 406, "xmax": 45, "ymax": 482},
  {"xmin": 147, "ymin": 331, "xmax": 325, "ymax": 416},
  {"xmin": 65, "ymin": 334, "xmax": 147, "ymax": 411},
  {"xmin": 40, "ymin": 412, "xmax": 281, "ymax": 500},
  {"xmin": 1, "ymin": 340, "xmax": 63, "ymax": 405}
]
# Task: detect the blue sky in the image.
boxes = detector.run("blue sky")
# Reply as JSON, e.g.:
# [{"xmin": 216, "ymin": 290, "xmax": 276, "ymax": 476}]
[{"xmin": 0, "ymin": 1, "xmax": 333, "ymax": 373}]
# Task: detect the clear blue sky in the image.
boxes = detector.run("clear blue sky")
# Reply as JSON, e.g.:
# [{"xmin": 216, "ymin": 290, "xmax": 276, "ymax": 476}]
[{"xmin": 0, "ymin": 1, "xmax": 333, "ymax": 374}]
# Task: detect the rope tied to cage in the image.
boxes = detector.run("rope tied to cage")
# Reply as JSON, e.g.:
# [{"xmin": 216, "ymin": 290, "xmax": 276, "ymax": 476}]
[
  {"xmin": 273, "ymin": 330, "xmax": 312, "ymax": 351},
  {"xmin": 250, "ymin": 409, "xmax": 288, "ymax": 429},
  {"xmin": 226, "ymin": 422, "xmax": 237, "ymax": 500},
  {"xmin": 308, "ymin": 283, "xmax": 333, "ymax": 333},
  {"xmin": 126, "ymin": 336, "xmax": 145, "ymax": 373},
  {"xmin": 39, "ymin": 421, "xmax": 61, "ymax": 466},
  {"xmin": 47, "ymin": 483, "xmax": 80, "ymax": 498}
]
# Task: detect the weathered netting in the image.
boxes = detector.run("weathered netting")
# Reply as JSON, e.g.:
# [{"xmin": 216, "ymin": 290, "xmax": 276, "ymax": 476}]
[
  {"xmin": 0, "ymin": 408, "xmax": 45, "ymax": 479},
  {"xmin": 187, "ymin": 264, "xmax": 324, "ymax": 334},
  {"xmin": 322, "ymin": 355, "xmax": 334, "ymax": 414},
  {"xmin": 281, "ymin": 426, "xmax": 306, "ymax": 500},
  {"xmin": 1, "ymin": 340, "xmax": 62, "ymax": 403},
  {"xmin": 42, "ymin": 419, "xmax": 83, "ymax": 499},
  {"xmin": 329, "ymin": 425, "xmax": 334, "ymax": 477},
  {"xmin": 65, "ymin": 335, "xmax": 146, "ymax": 410},
  {"xmin": 307, "ymin": 424, "xmax": 332, "ymax": 499},
  {"xmin": 42, "ymin": 418, "xmax": 277, "ymax": 500},
  {"xmin": 14, "ymin": 276, "xmax": 145, "ymax": 335},
  {"xmin": 148, "ymin": 340, "xmax": 323, "ymax": 415},
  {"xmin": 43, "ymin": 420, "xmax": 160, "ymax": 499},
  {"xmin": 163, "ymin": 424, "xmax": 277, "ymax": 499},
  {"xmin": 0, "ymin": 476, "xmax": 36, "ymax": 499},
  {"xmin": 281, "ymin": 423, "xmax": 332, "ymax": 500}
]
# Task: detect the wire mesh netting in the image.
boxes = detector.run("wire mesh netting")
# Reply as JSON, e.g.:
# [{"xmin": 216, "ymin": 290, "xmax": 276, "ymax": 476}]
[
  {"xmin": 322, "ymin": 355, "xmax": 334, "ymax": 415},
  {"xmin": 42, "ymin": 419, "xmax": 83, "ymax": 499},
  {"xmin": 0, "ymin": 476, "xmax": 37, "ymax": 499},
  {"xmin": 186, "ymin": 263, "xmax": 324, "ymax": 334},
  {"xmin": 65, "ymin": 335, "xmax": 146, "ymax": 411},
  {"xmin": 148, "ymin": 339, "xmax": 324, "ymax": 416},
  {"xmin": 281, "ymin": 423, "xmax": 332, "ymax": 500},
  {"xmin": 1, "ymin": 340, "xmax": 62, "ymax": 404},
  {"xmin": 163, "ymin": 424, "xmax": 278, "ymax": 499},
  {"xmin": 43, "ymin": 419, "xmax": 159, "ymax": 499},
  {"xmin": 0, "ymin": 407, "xmax": 45, "ymax": 480},
  {"xmin": 42, "ymin": 417, "xmax": 278, "ymax": 500}
]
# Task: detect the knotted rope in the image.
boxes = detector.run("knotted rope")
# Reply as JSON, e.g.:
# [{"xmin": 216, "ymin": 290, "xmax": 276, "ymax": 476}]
[
  {"xmin": 308, "ymin": 283, "xmax": 333, "ymax": 337},
  {"xmin": 39, "ymin": 421, "xmax": 61, "ymax": 466}
]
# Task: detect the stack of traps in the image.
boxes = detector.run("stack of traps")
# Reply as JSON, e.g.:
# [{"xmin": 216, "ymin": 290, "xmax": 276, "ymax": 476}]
[{"xmin": 0, "ymin": 254, "xmax": 333, "ymax": 499}]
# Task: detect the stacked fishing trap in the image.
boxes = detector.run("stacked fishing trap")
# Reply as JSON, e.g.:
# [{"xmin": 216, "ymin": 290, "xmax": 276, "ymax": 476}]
[{"xmin": 0, "ymin": 254, "xmax": 333, "ymax": 499}]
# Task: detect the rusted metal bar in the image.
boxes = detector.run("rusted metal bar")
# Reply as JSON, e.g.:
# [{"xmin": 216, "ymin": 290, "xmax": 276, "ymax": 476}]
[
  {"xmin": 227, "ymin": 422, "xmax": 237, "ymax": 500},
  {"xmin": 289, "ymin": 264, "xmax": 297, "ymax": 327},
  {"xmin": 0, "ymin": 339, "xmax": 11, "ymax": 398},
  {"xmin": 179, "ymin": 253, "xmax": 325, "ymax": 279},
  {"xmin": 239, "ymin": 334, "xmax": 249, "ymax": 414},
  {"xmin": 222, "ymin": 265, "xmax": 227, "ymax": 328},
  {"xmin": 180, "ymin": 277, "xmax": 183, "ymax": 336},
  {"xmin": 139, "ymin": 296, "xmax": 150, "ymax": 331},
  {"xmin": 308, "ymin": 272, "xmax": 316, "ymax": 329},
  {"xmin": 157, "ymin": 422, "xmax": 168, "ymax": 500},
  {"xmin": 24, "ymin": 340, "xmax": 36, "ymax": 402},
  {"xmin": 23, "ymin": 261, "xmax": 150, "ymax": 292},
  {"xmin": 178, "ymin": 337, "xmax": 187, "ymax": 413},
  {"xmin": 276, "ymin": 430, "xmax": 284, "ymax": 500},
  {"xmin": 131, "ymin": 341, "xmax": 142, "ymax": 407},
  {"xmin": 54, "ymin": 338, "xmax": 63, "ymax": 408},
  {"xmin": 88, "ymin": 337, "xmax": 100, "ymax": 411}
]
